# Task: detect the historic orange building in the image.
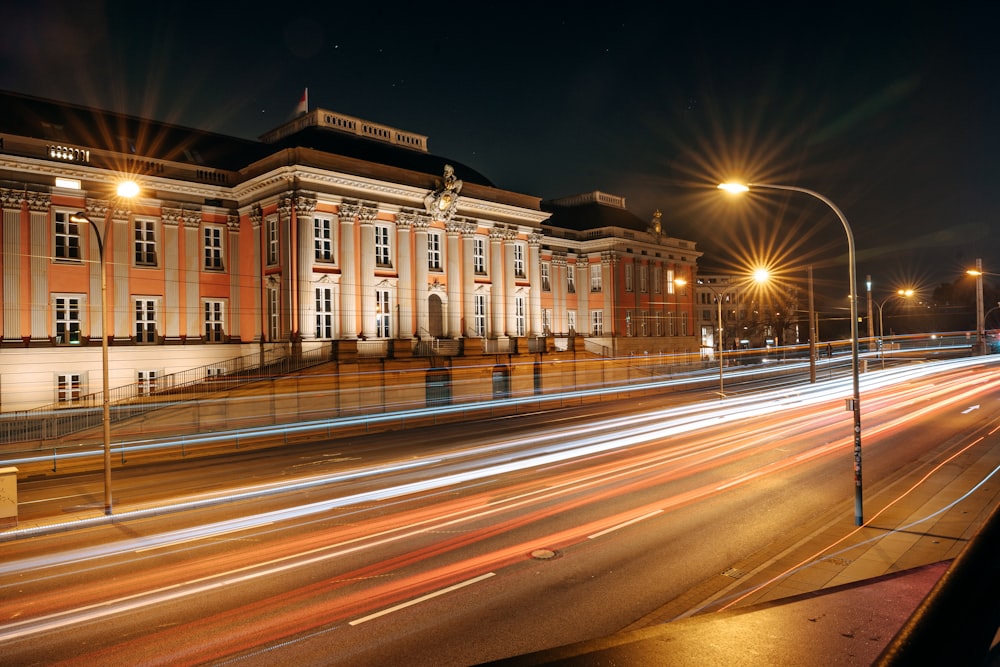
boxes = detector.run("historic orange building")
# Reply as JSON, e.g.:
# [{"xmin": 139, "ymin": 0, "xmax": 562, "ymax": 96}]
[{"xmin": 0, "ymin": 91, "xmax": 699, "ymax": 420}]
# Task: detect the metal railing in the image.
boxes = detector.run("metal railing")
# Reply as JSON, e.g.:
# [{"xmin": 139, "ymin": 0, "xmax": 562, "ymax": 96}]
[
  {"xmin": 414, "ymin": 338, "xmax": 461, "ymax": 356},
  {"xmin": 0, "ymin": 345, "xmax": 331, "ymax": 445}
]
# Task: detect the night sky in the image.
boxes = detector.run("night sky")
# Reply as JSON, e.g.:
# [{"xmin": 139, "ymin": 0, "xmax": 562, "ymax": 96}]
[{"xmin": 1, "ymin": 1, "xmax": 996, "ymax": 301}]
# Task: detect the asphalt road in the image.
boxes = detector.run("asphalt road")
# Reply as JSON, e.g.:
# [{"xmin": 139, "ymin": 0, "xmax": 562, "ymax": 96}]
[{"xmin": 1, "ymin": 357, "xmax": 998, "ymax": 665}]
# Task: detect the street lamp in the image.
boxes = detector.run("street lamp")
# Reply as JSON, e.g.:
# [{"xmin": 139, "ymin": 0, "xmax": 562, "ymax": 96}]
[
  {"xmin": 719, "ymin": 181, "xmax": 865, "ymax": 526},
  {"xmin": 69, "ymin": 180, "xmax": 139, "ymax": 515},
  {"xmin": 696, "ymin": 280, "xmax": 727, "ymax": 398},
  {"xmin": 752, "ymin": 266, "xmax": 817, "ymax": 383},
  {"xmin": 874, "ymin": 289, "xmax": 914, "ymax": 368},
  {"xmin": 966, "ymin": 259, "xmax": 994, "ymax": 355}
]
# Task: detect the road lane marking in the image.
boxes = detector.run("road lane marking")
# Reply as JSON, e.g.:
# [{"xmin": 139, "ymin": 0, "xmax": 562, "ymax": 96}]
[
  {"xmin": 715, "ymin": 471, "xmax": 763, "ymax": 491},
  {"xmin": 962, "ymin": 405, "xmax": 980, "ymax": 414},
  {"xmin": 19, "ymin": 493, "xmax": 91, "ymax": 505},
  {"xmin": 348, "ymin": 572, "xmax": 495, "ymax": 625},
  {"xmin": 588, "ymin": 510, "xmax": 663, "ymax": 539}
]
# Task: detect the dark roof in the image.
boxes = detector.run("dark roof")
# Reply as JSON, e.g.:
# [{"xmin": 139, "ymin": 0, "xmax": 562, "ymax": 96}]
[
  {"xmin": 0, "ymin": 90, "xmax": 261, "ymax": 170},
  {"xmin": 0, "ymin": 90, "xmax": 495, "ymax": 186},
  {"xmin": 541, "ymin": 198, "xmax": 649, "ymax": 232},
  {"xmin": 262, "ymin": 125, "xmax": 494, "ymax": 187}
]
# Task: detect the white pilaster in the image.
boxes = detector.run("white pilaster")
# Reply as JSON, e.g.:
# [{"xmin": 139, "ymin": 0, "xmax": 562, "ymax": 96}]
[
  {"xmin": 414, "ymin": 215, "xmax": 430, "ymax": 338},
  {"xmin": 490, "ymin": 229, "xmax": 505, "ymax": 336},
  {"xmin": 359, "ymin": 205, "xmax": 377, "ymax": 338},
  {"xmin": 396, "ymin": 213, "xmax": 414, "ymax": 339},
  {"xmin": 446, "ymin": 221, "xmax": 462, "ymax": 337},
  {"xmin": 339, "ymin": 202, "xmax": 358, "ymax": 337}
]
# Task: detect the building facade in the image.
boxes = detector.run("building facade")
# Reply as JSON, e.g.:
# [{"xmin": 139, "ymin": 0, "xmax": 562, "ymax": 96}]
[
  {"xmin": 695, "ymin": 274, "xmax": 801, "ymax": 359},
  {"xmin": 0, "ymin": 91, "xmax": 699, "ymax": 414},
  {"xmin": 538, "ymin": 193, "xmax": 700, "ymax": 357}
]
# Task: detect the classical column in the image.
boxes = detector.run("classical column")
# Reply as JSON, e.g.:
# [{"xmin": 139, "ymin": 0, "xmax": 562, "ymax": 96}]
[
  {"xmin": 602, "ymin": 252, "xmax": 615, "ymax": 336},
  {"xmin": 27, "ymin": 193, "xmax": 50, "ymax": 341},
  {"xmin": 489, "ymin": 228, "xmax": 505, "ymax": 336},
  {"xmin": 446, "ymin": 220, "xmax": 462, "ymax": 337},
  {"xmin": 162, "ymin": 208, "xmax": 182, "ymax": 340},
  {"xmin": 413, "ymin": 215, "xmax": 430, "ymax": 338},
  {"xmin": 110, "ymin": 206, "xmax": 130, "ymax": 341},
  {"xmin": 359, "ymin": 205, "xmax": 378, "ymax": 339},
  {"xmin": 182, "ymin": 212, "xmax": 201, "ymax": 339},
  {"xmin": 503, "ymin": 229, "xmax": 518, "ymax": 336},
  {"xmin": 295, "ymin": 195, "xmax": 317, "ymax": 340},
  {"xmin": 81, "ymin": 200, "xmax": 111, "ymax": 342},
  {"xmin": 553, "ymin": 253, "xmax": 567, "ymax": 334},
  {"xmin": 395, "ymin": 212, "xmax": 414, "ymax": 339},
  {"xmin": 461, "ymin": 222, "xmax": 476, "ymax": 337},
  {"xmin": 2, "ymin": 190, "xmax": 24, "ymax": 342},
  {"xmin": 249, "ymin": 205, "xmax": 263, "ymax": 343},
  {"xmin": 528, "ymin": 233, "xmax": 542, "ymax": 337},
  {"xmin": 277, "ymin": 196, "xmax": 294, "ymax": 340},
  {"xmin": 338, "ymin": 202, "xmax": 359, "ymax": 337}
]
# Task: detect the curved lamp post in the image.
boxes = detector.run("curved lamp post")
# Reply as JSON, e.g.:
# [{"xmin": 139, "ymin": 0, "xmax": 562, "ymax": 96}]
[
  {"xmin": 69, "ymin": 180, "xmax": 139, "ymax": 515},
  {"xmin": 695, "ymin": 280, "xmax": 727, "ymax": 398},
  {"xmin": 875, "ymin": 289, "xmax": 914, "ymax": 367},
  {"xmin": 719, "ymin": 182, "xmax": 865, "ymax": 526}
]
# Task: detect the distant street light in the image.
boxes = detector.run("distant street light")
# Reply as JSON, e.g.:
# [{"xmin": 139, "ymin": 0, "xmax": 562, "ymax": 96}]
[
  {"xmin": 875, "ymin": 289, "xmax": 914, "ymax": 368},
  {"xmin": 69, "ymin": 180, "xmax": 139, "ymax": 515},
  {"xmin": 696, "ymin": 280, "xmax": 727, "ymax": 398},
  {"xmin": 719, "ymin": 181, "xmax": 865, "ymax": 526}
]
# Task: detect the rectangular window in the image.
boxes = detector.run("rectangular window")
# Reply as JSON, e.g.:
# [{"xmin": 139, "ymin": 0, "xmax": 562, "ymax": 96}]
[
  {"xmin": 428, "ymin": 232, "xmax": 442, "ymax": 270},
  {"xmin": 626, "ymin": 310, "xmax": 633, "ymax": 336},
  {"xmin": 134, "ymin": 298, "xmax": 157, "ymax": 343},
  {"xmin": 591, "ymin": 310, "xmax": 603, "ymax": 336},
  {"xmin": 514, "ymin": 296, "xmax": 526, "ymax": 336},
  {"xmin": 625, "ymin": 265, "xmax": 634, "ymax": 292},
  {"xmin": 315, "ymin": 287, "xmax": 333, "ymax": 338},
  {"xmin": 54, "ymin": 211, "xmax": 81, "ymax": 261},
  {"xmin": 137, "ymin": 370, "xmax": 158, "ymax": 396},
  {"xmin": 134, "ymin": 219, "xmax": 157, "ymax": 266},
  {"xmin": 314, "ymin": 217, "xmax": 333, "ymax": 262},
  {"xmin": 667, "ymin": 268, "xmax": 675, "ymax": 295},
  {"xmin": 639, "ymin": 265, "xmax": 648, "ymax": 293},
  {"xmin": 204, "ymin": 299, "xmax": 225, "ymax": 342},
  {"xmin": 267, "ymin": 287, "xmax": 279, "ymax": 340},
  {"xmin": 655, "ymin": 312, "xmax": 663, "ymax": 336},
  {"xmin": 474, "ymin": 294, "xmax": 487, "ymax": 336},
  {"xmin": 681, "ymin": 312, "xmax": 689, "ymax": 336},
  {"xmin": 513, "ymin": 244, "xmax": 525, "ymax": 278},
  {"xmin": 57, "ymin": 373, "xmax": 82, "ymax": 404},
  {"xmin": 375, "ymin": 289, "xmax": 391, "ymax": 338},
  {"xmin": 567, "ymin": 267, "xmax": 576, "ymax": 293},
  {"xmin": 266, "ymin": 218, "xmax": 279, "ymax": 265},
  {"xmin": 542, "ymin": 308, "xmax": 551, "ymax": 334},
  {"xmin": 375, "ymin": 224, "xmax": 391, "ymax": 267},
  {"xmin": 590, "ymin": 264, "xmax": 602, "ymax": 292},
  {"xmin": 474, "ymin": 237, "xmax": 487, "ymax": 274},
  {"xmin": 668, "ymin": 312, "xmax": 676, "ymax": 336},
  {"xmin": 640, "ymin": 310, "xmax": 649, "ymax": 336},
  {"xmin": 567, "ymin": 310, "xmax": 577, "ymax": 335},
  {"xmin": 541, "ymin": 262, "xmax": 551, "ymax": 292},
  {"xmin": 204, "ymin": 225, "xmax": 224, "ymax": 270},
  {"xmin": 54, "ymin": 296, "xmax": 82, "ymax": 345},
  {"xmin": 653, "ymin": 266, "xmax": 662, "ymax": 294}
]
